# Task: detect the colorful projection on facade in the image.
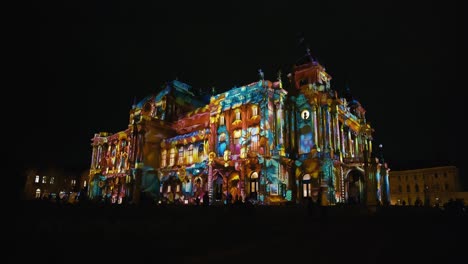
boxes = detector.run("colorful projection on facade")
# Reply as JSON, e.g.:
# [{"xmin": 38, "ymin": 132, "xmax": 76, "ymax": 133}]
[{"xmin": 87, "ymin": 53, "xmax": 390, "ymax": 206}]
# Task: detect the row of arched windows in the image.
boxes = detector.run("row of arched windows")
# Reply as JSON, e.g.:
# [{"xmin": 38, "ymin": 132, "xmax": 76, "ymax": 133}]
[
  {"xmin": 397, "ymin": 172, "xmax": 448, "ymax": 181},
  {"xmin": 161, "ymin": 143, "xmax": 206, "ymax": 168},
  {"xmin": 34, "ymin": 175, "xmax": 54, "ymax": 184},
  {"xmin": 218, "ymin": 105, "xmax": 259, "ymax": 126},
  {"xmin": 397, "ymin": 183, "xmax": 450, "ymax": 193}
]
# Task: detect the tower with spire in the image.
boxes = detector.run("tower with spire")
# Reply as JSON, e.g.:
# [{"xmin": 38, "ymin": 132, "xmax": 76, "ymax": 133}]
[{"xmin": 282, "ymin": 45, "xmax": 385, "ymax": 206}]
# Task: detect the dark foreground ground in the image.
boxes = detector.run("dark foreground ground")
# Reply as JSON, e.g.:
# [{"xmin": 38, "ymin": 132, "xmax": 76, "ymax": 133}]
[{"xmin": 12, "ymin": 201, "xmax": 468, "ymax": 264}]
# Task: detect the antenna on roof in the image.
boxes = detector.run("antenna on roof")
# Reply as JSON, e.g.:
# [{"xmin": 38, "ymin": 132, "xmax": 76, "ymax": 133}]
[
  {"xmin": 277, "ymin": 70, "xmax": 283, "ymax": 89},
  {"xmin": 258, "ymin": 69, "xmax": 264, "ymax": 81},
  {"xmin": 296, "ymin": 32, "xmax": 306, "ymax": 48},
  {"xmin": 132, "ymin": 96, "xmax": 137, "ymax": 108}
]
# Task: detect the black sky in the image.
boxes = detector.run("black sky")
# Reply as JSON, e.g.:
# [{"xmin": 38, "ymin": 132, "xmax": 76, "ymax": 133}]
[{"xmin": 17, "ymin": 1, "xmax": 465, "ymax": 188}]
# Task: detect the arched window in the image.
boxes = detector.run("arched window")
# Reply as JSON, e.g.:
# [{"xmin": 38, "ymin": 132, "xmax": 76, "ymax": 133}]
[
  {"xmin": 111, "ymin": 144, "xmax": 117, "ymax": 167},
  {"xmin": 178, "ymin": 146, "xmax": 184, "ymax": 165},
  {"xmin": 218, "ymin": 132, "xmax": 227, "ymax": 156},
  {"xmin": 250, "ymin": 127, "xmax": 259, "ymax": 152},
  {"xmin": 194, "ymin": 176, "xmax": 203, "ymax": 187},
  {"xmin": 143, "ymin": 102, "xmax": 152, "ymax": 114},
  {"xmin": 299, "ymin": 125, "xmax": 313, "ymax": 154},
  {"xmin": 188, "ymin": 144, "xmax": 194, "ymax": 164},
  {"xmin": 184, "ymin": 178, "xmax": 192, "ymax": 193},
  {"xmin": 35, "ymin": 188, "xmax": 41, "ymax": 198},
  {"xmin": 161, "ymin": 150, "xmax": 167, "ymax": 167},
  {"xmin": 406, "ymin": 184, "xmax": 411, "ymax": 193},
  {"xmin": 219, "ymin": 115, "xmax": 225, "ymax": 126},
  {"xmin": 198, "ymin": 143, "xmax": 205, "ymax": 162},
  {"xmin": 233, "ymin": 129, "xmax": 241, "ymax": 155},
  {"xmin": 252, "ymin": 105, "xmax": 258, "ymax": 116},
  {"xmin": 219, "ymin": 132, "xmax": 226, "ymax": 142},
  {"xmin": 303, "ymin": 174, "xmax": 311, "ymax": 197},
  {"xmin": 235, "ymin": 109, "xmax": 241, "ymax": 121},
  {"xmin": 96, "ymin": 146, "xmax": 102, "ymax": 169},
  {"xmin": 169, "ymin": 148, "xmax": 176, "ymax": 166}
]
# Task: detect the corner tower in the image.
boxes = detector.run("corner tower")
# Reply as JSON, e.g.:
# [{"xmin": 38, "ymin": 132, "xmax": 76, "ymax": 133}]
[{"xmin": 287, "ymin": 48, "xmax": 379, "ymax": 206}]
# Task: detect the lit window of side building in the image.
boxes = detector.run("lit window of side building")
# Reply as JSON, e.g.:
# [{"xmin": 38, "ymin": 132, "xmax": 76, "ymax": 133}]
[{"xmin": 22, "ymin": 169, "xmax": 80, "ymax": 201}]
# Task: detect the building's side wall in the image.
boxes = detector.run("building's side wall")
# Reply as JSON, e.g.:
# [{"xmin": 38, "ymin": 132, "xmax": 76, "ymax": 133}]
[{"xmin": 389, "ymin": 166, "xmax": 460, "ymax": 205}]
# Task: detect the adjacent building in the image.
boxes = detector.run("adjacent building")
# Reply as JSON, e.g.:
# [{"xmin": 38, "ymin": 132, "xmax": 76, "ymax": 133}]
[
  {"xmin": 23, "ymin": 168, "xmax": 83, "ymax": 201},
  {"xmin": 87, "ymin": 50, "xmax": 390, "ymax": 206},
  {"xmin": 389, "ymin": 166, "xmax": 465, "ymax": 206}
]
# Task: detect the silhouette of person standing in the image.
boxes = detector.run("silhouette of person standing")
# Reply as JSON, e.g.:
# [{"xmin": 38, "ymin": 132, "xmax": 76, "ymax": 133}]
[{"xmin": 203, "ymin": 192, "xmax": 209, "ymax": 206}]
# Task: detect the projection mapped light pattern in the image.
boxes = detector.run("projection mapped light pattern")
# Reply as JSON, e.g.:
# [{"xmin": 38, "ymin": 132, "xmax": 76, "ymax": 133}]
[{"xmin": 88, "ymin": 53, "xmax": 390, "ymax": 206}]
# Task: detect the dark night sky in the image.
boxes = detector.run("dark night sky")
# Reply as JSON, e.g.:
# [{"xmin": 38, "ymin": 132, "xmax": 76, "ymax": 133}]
[{"xmin": 16, "ymin": 1, "xmax": 465, "ymax": 188}]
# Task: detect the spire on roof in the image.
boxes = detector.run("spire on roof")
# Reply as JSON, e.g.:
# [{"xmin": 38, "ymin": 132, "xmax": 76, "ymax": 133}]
[
  {"xmin": 258, "ymin": 69, "xmax": 264, "ymax": 81},
  {"xmin": 132, "ymin": 96, "xmax": 137, "ymax": 109},
  {"xmin": 344, "ymin": 83, "xmax": 353, "ymax": 102}
]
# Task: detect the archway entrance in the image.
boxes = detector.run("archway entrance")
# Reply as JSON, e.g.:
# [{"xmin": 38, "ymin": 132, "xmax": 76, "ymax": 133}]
[
  {"xmin": 228, "ymin": 172, "xmax": 240, "ymax": 201},
  {"xmin": 302, "ymin": 173, "xmax": 320, "ymax": 203},
  {"xmin": 346, "ymin": 169, "xmax": 364, "ymax": 204},
  {"xmin": 302, "ymin": 174, "xmax": 311, "ymax": 198},
  {"xmin": 193, "ymin": 176, "xmax": 204, "ymax": 200},
  {"xmin": 213, "ymin": 175, "xmax": 223, "ymax": 201},
  {"xmin": 249, "ymin": 172, "xmax": 259, "ymax": 200}
]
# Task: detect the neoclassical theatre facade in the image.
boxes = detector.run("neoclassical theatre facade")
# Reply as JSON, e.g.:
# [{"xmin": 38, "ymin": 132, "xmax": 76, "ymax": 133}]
[{"xmin": 87, "ymin": 52, "xmax": 390, "ymax": 205}]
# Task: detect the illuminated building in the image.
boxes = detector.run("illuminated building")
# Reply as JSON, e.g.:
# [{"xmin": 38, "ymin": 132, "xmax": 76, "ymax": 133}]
[
  {"xmin": 87, "ymin": 50, "xmax": 390, "ymax": 205},
  {"xmin": 389, "ymin": 166, "xmax": 466, "ymax": 206}
]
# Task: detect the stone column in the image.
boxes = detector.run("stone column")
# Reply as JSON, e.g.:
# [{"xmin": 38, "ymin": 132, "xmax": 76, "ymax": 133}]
[
  {"xmin": 132, "ymin": 125, "xmax": 145, "ymax": 205},
  {"xmin": 341, "ymin": 124, "xmax": 346, "ymax": 159},
  {"xmin": 312, "ymin": 105, "xmax": 318, "ymax": 148},
  {"xmin": 208, "ymin": 162, "xmax": 213, "ymax": 205},
  {"xmin": 340, "ymin": 166, "xmax": 345, "ymax": 203},
  {"xmin": 334, "ymin": 112, "xmax": 341, "ymax": 155},
  {"xmin": 326, "ymin": 106, "xmax": 332, "ymax": 150},
  {"xmin": 381, "ymin": 166, "xmax": 390, "ymax": 205},
  {"xmin": 90, "ymin": 145, "xmax": 97, "ymax": 169},
  {"xmin": 317, "ymin": 105, "xmax": 323, "ymax": 151}
]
